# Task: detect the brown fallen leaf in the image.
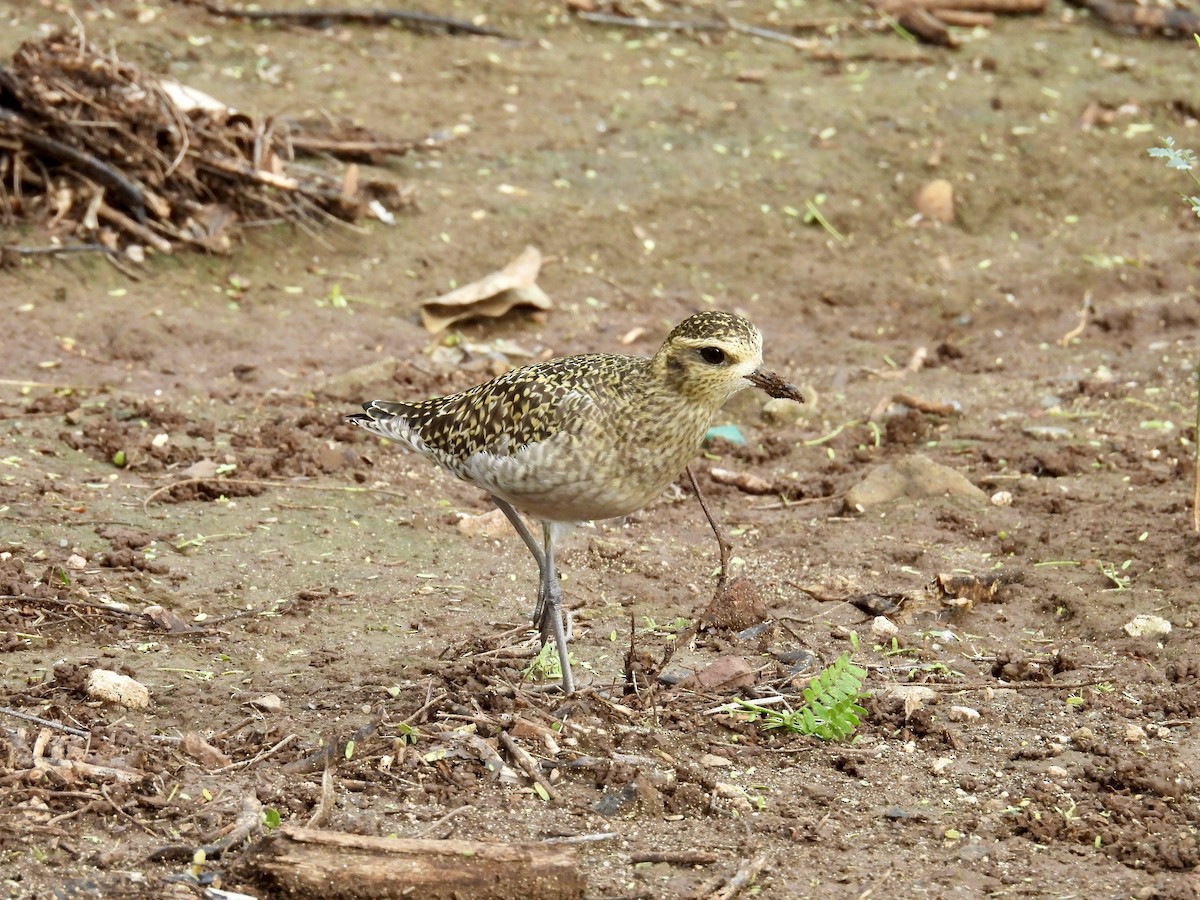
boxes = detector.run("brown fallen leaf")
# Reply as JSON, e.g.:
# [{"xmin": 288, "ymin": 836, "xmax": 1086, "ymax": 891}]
[
  {"xmin": 420, "ymin": 245, "xmax": 553, "ymax": 333},
  {"xmin": 934, "ymin": 572, "xmax": 1009, "ymax": 609},
  {"xmin": 676, "ymin": 655, "xmax": 757, "ymax": 693},
  {"xmin": 180, "ymin": 459, "xmax": 220, "ymax": 479},
  {"xmin": 143, "ymin": 604, "xmax": 195, "ymax": 632},
  {"xmin": 181, "ymin": 731, "xmax": 233, "ymax": 769}
]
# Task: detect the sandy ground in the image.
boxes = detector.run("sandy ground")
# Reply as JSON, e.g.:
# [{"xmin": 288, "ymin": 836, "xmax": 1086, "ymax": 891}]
[{"xmin": 2, "ymin": 1, "xmax": 1200, "ymax": 897}]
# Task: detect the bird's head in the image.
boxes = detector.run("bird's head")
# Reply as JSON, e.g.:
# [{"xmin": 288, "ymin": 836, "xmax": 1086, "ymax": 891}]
[{"xmin": 652, "ymin": 311, "xmax": 803, "ymax": 407}]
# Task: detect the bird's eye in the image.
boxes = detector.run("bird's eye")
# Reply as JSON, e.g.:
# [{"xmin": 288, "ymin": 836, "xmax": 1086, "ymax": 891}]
[{"xmin": 699, "ymin": 346, "xmax": 726, "ymax": 365}]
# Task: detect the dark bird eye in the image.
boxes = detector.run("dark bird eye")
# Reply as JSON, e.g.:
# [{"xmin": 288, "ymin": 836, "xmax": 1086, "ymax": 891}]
[{"xmin": 699, "ymin": 346, "xmax": 726, "ymax": 365}]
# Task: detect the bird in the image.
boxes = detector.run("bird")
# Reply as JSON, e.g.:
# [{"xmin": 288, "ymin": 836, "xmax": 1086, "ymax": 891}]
[{"xmin": 347, "ymin": 310, "xmax": 802, "ymax": 694}]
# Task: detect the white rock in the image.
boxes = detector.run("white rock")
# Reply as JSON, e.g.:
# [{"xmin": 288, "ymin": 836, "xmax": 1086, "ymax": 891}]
[
  {"xmin": 700, "ymin": 753, "xmax": 733, "ymax": 768},
  {"xmin": 886, "ymin": 684, "xmax": 937, "ymax": 704},
  {"xmin": 948, "ymin": 705, "xmax": 980, "ymax": 722},
  {"xmin": 1123, "ymin": 614, "xmax": 1172, "ymax": 639},
  {"xmin": 1124, "ymin": 724, "xmax": 1147, "ymax": 744},
  {"xmin": 456, "ymin": 508, "xmax": 510, "ymax": 538},
  {"xmin": 66, "ymin": 554, "xmax": 88, "ymax": 569},
  {"xmin": 886, "ymin": 684, "xmax": 937, "ymax": 718},
  {"xmin": 249, "ymin": 694, "xmax": 283, "ymax": 713},
  {"xmin": 86, "ymin": 669, "xmax": 150, "ymax": 710},
  {"xmin": 915, "ymin": 178, "xmax": 954, "ymax": 224},
  {"xmin": 870, "ymin": 616, "xmax": 899, "ymax": 639},
  {"xmin": 990, "ymin": 490, "xmax": 1013, "ymax": 507}
]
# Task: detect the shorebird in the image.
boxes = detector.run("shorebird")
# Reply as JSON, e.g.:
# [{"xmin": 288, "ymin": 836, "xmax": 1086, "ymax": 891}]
[{"xmin": 348, "ymin": 310, "xmax": 802, "ymax": 694}]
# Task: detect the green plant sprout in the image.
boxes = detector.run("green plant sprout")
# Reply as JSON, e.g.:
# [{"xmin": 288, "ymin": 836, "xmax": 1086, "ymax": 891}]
[
  {"xmin": 1148, "ymin": 137, "xmax": 1200, "ymax": 219},
  {"xmin": 803, "ymin": 194, "xmax": 847, "ymax": 243},
  {"xmin": 730, "ymin": 653, "xmax": 867, "ymax": 741},
  {"xmin": 523, "ymin": 642, "xmax": 567, "ymax": 682},
  {"xmin": 1096, "ymin": 559, "xmax": 1132, "ymax": 591}
]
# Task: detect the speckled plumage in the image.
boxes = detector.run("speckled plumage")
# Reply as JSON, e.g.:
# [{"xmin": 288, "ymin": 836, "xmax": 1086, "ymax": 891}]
[{"xmin": 347, "ymin": 311, "xmax": 801, "ymax": 693}]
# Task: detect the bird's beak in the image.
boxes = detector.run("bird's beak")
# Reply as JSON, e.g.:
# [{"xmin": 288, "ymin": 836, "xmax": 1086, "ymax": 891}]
[{"xmin": 746, "ymin": 368, "xmax": 804, "ymax": 402}]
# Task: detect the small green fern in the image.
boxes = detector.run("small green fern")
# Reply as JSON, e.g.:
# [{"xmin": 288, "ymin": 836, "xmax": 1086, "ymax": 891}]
[{"xmin": 733, "ymin": 653, "xmax": 868, "ymax": 741}]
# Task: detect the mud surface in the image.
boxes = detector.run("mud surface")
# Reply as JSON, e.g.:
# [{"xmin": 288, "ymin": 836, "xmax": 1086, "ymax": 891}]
[{"xmin": 2, "ymin": 2, "xmax": 1199, "ymax": 897}]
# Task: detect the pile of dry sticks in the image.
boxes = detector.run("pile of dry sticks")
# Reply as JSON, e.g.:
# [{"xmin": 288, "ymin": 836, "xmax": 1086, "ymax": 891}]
[{"xmin": 0, "ymin": 30, "xmax": 429, "ymax": 264}]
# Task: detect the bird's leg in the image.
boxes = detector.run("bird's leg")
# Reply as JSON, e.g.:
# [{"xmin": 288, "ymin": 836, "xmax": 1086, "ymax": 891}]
[
  {"xmin": 491, "ymin": 496, "xmax": 548, "ymax": 624},
  {"xmin": 686, "ymin": 465, "xmax": 732, "ymax": 593},
  {"xmin": 490, "ymin": 497, "xmax": 575, "ymax": 691},
  {"xmin": 539, "ymin": 521, "xmax": 575, "ymax": 694},
  {"xmin": 491, "ymin": 496, "xmax": 545, "ymax": 570}
]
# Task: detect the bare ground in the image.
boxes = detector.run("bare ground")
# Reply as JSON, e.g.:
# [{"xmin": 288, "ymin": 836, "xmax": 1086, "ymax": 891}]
[{"xmin": 2, "ymin": 1, "xmax": 1200, "ymax": 897}]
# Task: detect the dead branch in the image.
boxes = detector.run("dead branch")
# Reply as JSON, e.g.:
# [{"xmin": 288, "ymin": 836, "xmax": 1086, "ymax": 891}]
[
  {"xmin": 0, "ymin": 31, "xmax": 420, "ymax": 258},
  {"xmin": 870, "ymin": 392, "xmax": 960, "ymax": 420},
  {"xmin": 631, "ymin": 850, "xmax": 719, "ymax": 865},
  {"xmin": 0, "ymin": 110, "xmax": 159, "ymax": 221},
  {"xmin": 931, "ymin": 9, "xmax": 997, "ymax": 25},
  {"xmin": 498, "ymin": 730, "xmax": 558, "ymax": 802},
  {"xmin": 1063, "ymin": 0, "xmax": 1200, "ymax": 34},
  {"xmin": 897, "ymin": 7, "xmax": 957, "ymax": 45},
  {"xmin": 574, "ymin": 10, "xmax": 728, "ymax": 33},
  {"xmin": 201, "ymin": 3, "xmax": 513, "ymax": 38},
  {"xmin": 690, "ymin": 850, "xmax": 774, "ymax": 900},
  {"xmin": 0, "ymin": 706, "xmax": 90, "ymax": 737},
  {"xmin": 875, "ymin": 0, "xmax": 1045, "ymax": 13},
  {"xmin": 241, "ymin": 826, "xmax": 585, "ymax": 900}
]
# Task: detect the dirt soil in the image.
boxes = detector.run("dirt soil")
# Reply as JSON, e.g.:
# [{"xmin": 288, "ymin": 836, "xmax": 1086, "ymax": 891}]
[{"xmin": 3, "ymin": 1, "xmax": 1200, "ymax": 897}]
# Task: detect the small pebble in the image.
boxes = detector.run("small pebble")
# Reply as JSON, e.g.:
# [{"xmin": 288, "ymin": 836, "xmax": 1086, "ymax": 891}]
[
  {"xmin": 1123, "ymin": 614, "xmax": 1171, "ymax": 639},
  {"xmin": 990, "ymin": 490, "xmax": 1013, "ymax": 507},
  {"xmin": 86, "ymin": 669, "xmax": 150, "ymax": 710},
  {"xmin": 914, "ymin": 178, "xmax": 954, "ymax": 224},
  {"xmin": 456, "ymin": 508, "xmax": 509, "ymax": 538},
  {"xmin": 736, "ymin": 69, "xmax": 767, "ymax": 83},
  {"xmin": 1045, "ymin": 765, "xmax": 1070, "ymax": 779},
  {"xmin": 704, "ymin": 424, "xmax": 746, "ymax": 446},
  {"xmin": 948, "ymin": 705, "xmax": 980, "ymax": 722},
  {"xmin": 1022, "ymin": 425, "xmax": 1073, "ymax": 441},
  {"xmin": 870, "ymin": 616, "xmax": 899, "ymax": 639},
  {"xmin": 1124, "ymin": 724, "xmax": 1147, "ymax": 744},
  {"xmin": 700, "ymin": 753, "xmax": 733, "ymax": 768}
]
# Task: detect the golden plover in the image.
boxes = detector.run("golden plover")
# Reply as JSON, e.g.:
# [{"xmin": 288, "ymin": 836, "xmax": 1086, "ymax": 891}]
[{"xmin": 348, "ymin": 311, "xmax": 802, "ymax": 694}]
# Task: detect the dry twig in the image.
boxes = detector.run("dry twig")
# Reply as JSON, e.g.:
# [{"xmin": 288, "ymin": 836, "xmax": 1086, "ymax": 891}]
[
  {"xmin": 200, "ymin": 2, "xmax": 512, "ymax": 38},
  {"xmin": 0, "ymin": 30, "xmax": 419, "ymax": 256}
]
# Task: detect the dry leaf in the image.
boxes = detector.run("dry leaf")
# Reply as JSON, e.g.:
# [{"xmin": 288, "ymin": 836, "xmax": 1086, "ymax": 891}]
[
  {"xmin": 676, "ymin": 656, "xmax": 757, "ymax": 692},
  {"xmin": 143, "ymin": 604, "xmax": 194, "ymax": 632},
  {"xmin": 182, "ymin": 731, "xmax": 233, "ymax": 768},
  {"xmin": 420, "ymin": 245, "xmax": 553, "ymax": 333}
]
